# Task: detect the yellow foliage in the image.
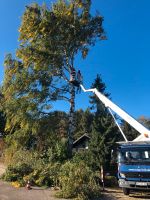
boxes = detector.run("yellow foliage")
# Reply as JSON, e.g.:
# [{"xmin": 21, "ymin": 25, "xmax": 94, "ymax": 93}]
[
  {"xmin": 41, "ymin": 27, "xmax": 45, "ymax": 32},
  {"xmin": 35, "ymin": 179, "xmax": 40, "ymax": 185},
  {"xmin": 18, "ymin": 28, "xmax": 22, "ymax": 32},
  {"xmin": 11, "ymin": 181, "xmax": 21, "ymax": 188},
  {"xmin": 23, "ymin": 175, "xmax": 29, "ymax": 182},
  {"xmin": 78, "ymin": 3, "xmax": 83, "ymax": 8},
  {"xmin": 67, "ymin": 11, "xmax": 71, "ymax": 16}
]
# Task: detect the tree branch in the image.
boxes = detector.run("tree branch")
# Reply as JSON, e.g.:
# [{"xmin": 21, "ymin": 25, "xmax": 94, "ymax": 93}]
[
  {"xmin": 61, "ymin": 72, "xmax": 69, "ymax": 83},
  {"xmin": 51, "ymin": 85, "xmax": 69, "ymax": 93},
  {"xmin": 39, "ymin": 111, "xmax": 51, "ymax": 116},
  {"xmin": 52, "ymin": 95, "xmax": 70, "ymax": 102}
]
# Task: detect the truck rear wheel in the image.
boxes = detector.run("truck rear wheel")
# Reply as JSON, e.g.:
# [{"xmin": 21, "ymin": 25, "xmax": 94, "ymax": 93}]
[{"xmin": 122, "ymin": 188, "xmax": 130, "ymax": 195}]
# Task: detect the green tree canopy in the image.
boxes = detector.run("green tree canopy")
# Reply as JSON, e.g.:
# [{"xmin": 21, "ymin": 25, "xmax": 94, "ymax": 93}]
[
  {"xmin": 17, "ymin": 0, "xmax": 105, "ymax": 69},
  {"xmin": 2, "ymin": 0, "xmax": 106, "ymax": 157}
]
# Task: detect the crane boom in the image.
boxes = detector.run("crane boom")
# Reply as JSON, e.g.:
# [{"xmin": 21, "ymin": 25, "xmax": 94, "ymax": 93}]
[{"xmin": 80, "ymin": 84, "xmax": 150, "ymax": 142}]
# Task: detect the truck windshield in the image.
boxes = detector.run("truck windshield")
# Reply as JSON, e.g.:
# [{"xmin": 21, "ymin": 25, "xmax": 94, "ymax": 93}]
[{"xmin": 118, "ymin": 148, "xmax": 150, "ymax": 164}]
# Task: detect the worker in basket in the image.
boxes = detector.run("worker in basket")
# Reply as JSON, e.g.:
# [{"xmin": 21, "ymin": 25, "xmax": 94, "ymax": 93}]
[{"xmin": 69, "ymin": 66, "xmax": 80, "ymax": 87}]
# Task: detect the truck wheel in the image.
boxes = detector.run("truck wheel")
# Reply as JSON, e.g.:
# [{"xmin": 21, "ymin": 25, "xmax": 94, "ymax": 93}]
[{"xmin": 122, "ymin": 188, "xmax": 130, "ymax": 195}]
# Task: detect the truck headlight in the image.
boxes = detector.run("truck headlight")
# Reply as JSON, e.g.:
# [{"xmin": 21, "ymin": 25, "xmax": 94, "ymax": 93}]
[{"xmin": 120, "ymin": 173, "xmax": 126, "ymax": 178}]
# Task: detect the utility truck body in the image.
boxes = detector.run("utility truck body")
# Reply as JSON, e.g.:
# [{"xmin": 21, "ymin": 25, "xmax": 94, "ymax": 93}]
[
  {"xmin": 118, "ymin": 142, "xmax": 150, "ymax": 195},
  {"xmin": 80, "ymin": 84, "xmax": 150, "ymax": 195}
]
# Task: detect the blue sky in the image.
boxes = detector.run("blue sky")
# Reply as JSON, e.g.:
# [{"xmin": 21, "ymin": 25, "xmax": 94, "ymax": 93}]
[{"xmin": 0, "ymin": 0, "xmax": 150, "ymax": 119}]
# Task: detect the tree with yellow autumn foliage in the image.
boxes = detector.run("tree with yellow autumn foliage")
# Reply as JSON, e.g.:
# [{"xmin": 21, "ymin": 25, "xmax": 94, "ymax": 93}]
[{"xmin": 3, "ymin": 0, "xmax": 105, "ymax": 157}]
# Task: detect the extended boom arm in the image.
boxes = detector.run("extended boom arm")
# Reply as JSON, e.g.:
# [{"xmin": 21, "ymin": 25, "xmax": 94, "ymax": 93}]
[{"xmin": 80, "ymin": 85, "xmax": 150, "ymax": 142}]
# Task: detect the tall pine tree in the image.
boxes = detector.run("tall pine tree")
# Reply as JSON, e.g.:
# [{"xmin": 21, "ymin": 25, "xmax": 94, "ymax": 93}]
[
  {"xmin": 89, "ymin": 74, "xmax": 119, "ymax": 180},
  {"xmin": 74, "ymin": 108, "xmax": 93, "ymax": 139}
]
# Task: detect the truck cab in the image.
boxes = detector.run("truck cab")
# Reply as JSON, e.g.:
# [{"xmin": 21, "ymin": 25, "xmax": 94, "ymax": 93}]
[{"xmin": 118, "ymin": 142, "xmax": 150, "ymax": 195}]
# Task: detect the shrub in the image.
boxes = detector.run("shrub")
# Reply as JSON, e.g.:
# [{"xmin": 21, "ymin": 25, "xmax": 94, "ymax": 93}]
[
  {"xmin": 104, "ymin": 175, "xmax": 118, "ymax": 187},
  {"xmin": 30, "ymin": 162, "xmax": 60, "ymax": 187},
  {"xmin": 2, "ymin": 162, "xmax": 32, "ymax": 183},
  {"xmin": 57, "ymin": 161, "xmax": 101, "ymax": 200},
  {"xmin": 2, "ymin": 148, "xmax": 62, "ymax": 187},
  {"xmin": 74, "ymin": 185, "xmax": 101, "ymax": 200}
]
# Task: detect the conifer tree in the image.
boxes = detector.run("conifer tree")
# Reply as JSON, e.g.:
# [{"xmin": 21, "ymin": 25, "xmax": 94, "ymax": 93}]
[
  {"xmin": 74, "ymin": 108, "xmax": 93, "ymax": 139},
  {"xmin": 121, "ymin": 121, "xmax": 137, "ymax": 141},
  {"xmin": 89, "ymin": 74, "xmax": 119, "ymax": 180},
  {"xmin": 89, "ymin": 74, "xmax": 109, "ymax": 113},
  {"xmin": 121, "ymin": 116, "xmax": 150, "ymax": 141}
]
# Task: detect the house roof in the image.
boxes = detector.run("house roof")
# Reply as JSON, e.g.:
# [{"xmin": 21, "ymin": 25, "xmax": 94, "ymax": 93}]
[{"xmin": 73, "ymin": 133, "xmax": 90, "ymax": 146}]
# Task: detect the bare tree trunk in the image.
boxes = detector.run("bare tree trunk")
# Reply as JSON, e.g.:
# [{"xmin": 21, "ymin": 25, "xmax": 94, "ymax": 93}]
[
  {"xmin": 68, "ymin": 83, "xmax": 75, "ymax": 157},
  {"xmin": 101, "ymin": 165, "xmax": 105, "ymax": 191}
]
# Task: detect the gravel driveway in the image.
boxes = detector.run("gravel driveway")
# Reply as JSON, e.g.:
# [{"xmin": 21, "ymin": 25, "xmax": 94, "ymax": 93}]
[
  {"xmin": 0, "ymin": 181, "xmax": 68, "ymax": 200},
  {"xmin": 101, "ymin": 188, "xmax": 150, "ymax": 200}
]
